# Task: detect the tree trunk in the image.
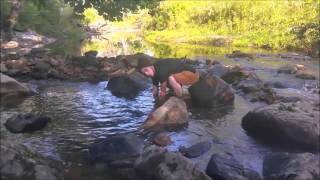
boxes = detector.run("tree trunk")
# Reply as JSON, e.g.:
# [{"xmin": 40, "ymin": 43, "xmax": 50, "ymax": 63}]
[{"xmin": 6, "ymin": 0, "xmax": 24, "ymax": 40}]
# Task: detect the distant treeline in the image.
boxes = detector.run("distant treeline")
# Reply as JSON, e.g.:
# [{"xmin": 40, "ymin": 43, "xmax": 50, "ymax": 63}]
[
  {"xmin": 132, "ymin": 0, "xmax": 319, "ymax": 54},
  {"xmin": 1, "ymin": 0, "xmax": 319, "ymax": 55}
]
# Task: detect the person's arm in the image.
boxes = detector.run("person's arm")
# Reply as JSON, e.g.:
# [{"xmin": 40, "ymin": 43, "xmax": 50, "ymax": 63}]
[
  {"xmin": 159, "ymin": 81, "xmax": 168, "ymax": 97},
  {"xmin": 152, "ymin": 85, "xmax": 158, "ymax": 98},
  {"xmin": 168, "ymin": 75, "xmax": 182, "ymax": 96}
]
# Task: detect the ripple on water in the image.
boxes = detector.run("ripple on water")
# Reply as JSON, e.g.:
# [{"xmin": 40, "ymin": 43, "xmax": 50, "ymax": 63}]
[{"xmin": 2, "ymin": 80, "xmax": 153, "ymax": 164}]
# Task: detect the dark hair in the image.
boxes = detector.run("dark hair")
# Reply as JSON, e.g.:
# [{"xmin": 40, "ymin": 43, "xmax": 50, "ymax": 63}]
[{"xmin": 137, "ymin": 58, "xmax": 154, "ymax": 70}]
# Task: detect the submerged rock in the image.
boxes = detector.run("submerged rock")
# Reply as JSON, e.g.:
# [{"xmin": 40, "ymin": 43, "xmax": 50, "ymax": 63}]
[
  {"xmin": 4, "ymin": 113, "xmax": 51, "ymax": 133},
  {"xmin": 88, "ymin": 133, "xmax": 144, "ymax": 167},
  {"xmin": 263, "ymin": 152, "xmax": 320, "ymax": 180},
  {"xmin": 179, "ymin": 140, "xmax": 212, "ymax": 158},
  {"xmin": 142, "ymin": 97, "xmax": 188, "ymax": 130},
  {"xmin": 206, "ymin": 152, "xmax": 261, "ymax": 180},
  {"xmin": 134, "ymin": 146, "xmax": 212, "ymax": 180},
  {"xmin": 153, "ymin": 132, "xmax": 173, "ymax": 146},
  {"xmin": 242, "ymin": 102, "xmax": 320, "ymax": 151}
]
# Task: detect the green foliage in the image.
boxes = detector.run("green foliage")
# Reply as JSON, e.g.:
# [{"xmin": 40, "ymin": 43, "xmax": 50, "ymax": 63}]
[
  {"xmin": 0, "ymin": 0, "xmax": 85, "ymax": 54},
  {"xmin": 83, "ymin": 8, "xmax": 105, "ymax": 25},
  {"xmin": 138, "ymin": 0, "xmax": 320, "ymax": 52},
  {"xmin": 14, "ymin": 0, "xmax": 85, "ymax": 40},
  {"xmin": 63, "ymin": 0, "xmax": 161, "ymax": 20},
  {"xmin": 0, "ymin": 0, "xmax": 13, "ymax": 28}
]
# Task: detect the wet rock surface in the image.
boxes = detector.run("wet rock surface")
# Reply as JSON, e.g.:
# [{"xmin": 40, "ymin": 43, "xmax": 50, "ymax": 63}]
[
  {"xmin": 106, "ymin": 71, "xmax": 151, "ymax": 99},
  {"xmin": 189, "ymin": 74, "xmax": 235, "ymax": 107},
  {"xmin": 153, "ymin": 132, "xmax": 173, "ymax": 146},
  {"xmin": 88, "ymin": 133, "xmax": 144, "ymax": 167},
  {"xmin": 5, "ymin": 113, "xmax": 51, "ymax": 133},
  {"xmin": 142, "ymin": 97, "xmax": 188, "ymax": 130},
  {"xmin": 235, "ymin": 73, "xmax": 278, "ymax": 104},
  {"xmin": 208, "ymin": 64, "xmax": 249, "ymax": 85},
  {"xmin": 263, "ymin": 152, "xmax": 320, "ymax": 180},
  {"xmin": 0, "ymin": 140, "xmax": 63, "ymax": 180},
  {"xmin": 295, "ymin": 70, "xmax": 316, "ymax": 80},
  {"xmin": 179, "ymin": 140, "xmax": 212, "ymax": 158},
  {"xmin": 134, "ymin": 146, "xmax": 212, "ymax": 180},
  {"xmin": 206, "ymin": 152, "xmax": 261, "ymax": 180},
  {"xmin": 0, "ymin": 73, "xmax": 33, "ymax": 107},
  {"xmin": 0, "ymin": 73, "xmax": 31, "ymax": 93},
  {"xmin": 242, "ymin": 101, "xmax": 320, "ymax": 151}
]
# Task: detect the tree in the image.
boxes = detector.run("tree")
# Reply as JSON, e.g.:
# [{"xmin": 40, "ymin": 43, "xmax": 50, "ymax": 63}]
[{"xmin": 63, "ymin": 0, "xmax": 161, "ymax": 20}]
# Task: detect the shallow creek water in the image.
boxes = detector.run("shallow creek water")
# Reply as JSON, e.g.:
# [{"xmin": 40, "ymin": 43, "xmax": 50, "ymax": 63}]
[{"xmin": 1, "ymin": 51, "xmax": 319, "ymax": 179}]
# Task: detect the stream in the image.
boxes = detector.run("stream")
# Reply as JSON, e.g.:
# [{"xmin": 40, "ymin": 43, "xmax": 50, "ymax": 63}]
[{"xmin": 1, "ymin": 34, "xmax": 319, "ymax": 179}]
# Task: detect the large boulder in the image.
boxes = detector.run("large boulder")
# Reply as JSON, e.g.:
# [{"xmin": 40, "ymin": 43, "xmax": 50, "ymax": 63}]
[
  {"xmin": 242, "ymin": 101, "xmax": 320, "ymax": 151},
  {"xmin": 134, "ymin": 146, "xmax": 212, "ymax": 180},
  {"xmin": 263, "ymin": 152, "xmax": 320, "ymax": 180},
  {"xmin": 0, "ymin": 73, "xmax": 32, "ymax": 107},
  {"xmin": 1, "ymin": 140, "xmax": 63, "ymax": 180},
  {"xmin": 206, "ymin": 152, "xmax": 261, "ymax": 180},
  {"xmin": 107, "ymin": 71, "xmax": 151, "ymax": 99},
  {"xmin": 189, "ymin": 74, "xmax": 234, "ymax": 107},
  {"xmin": 4, "ymin": 113, "xmax": 51, "ymax": 133},
  {"xmin": 88, "ymin": 133, "xmax": 144, "ymax": 167},
  {"xmin": 142, "ymin": 97, "xmax": 188, "ymax": 130}
]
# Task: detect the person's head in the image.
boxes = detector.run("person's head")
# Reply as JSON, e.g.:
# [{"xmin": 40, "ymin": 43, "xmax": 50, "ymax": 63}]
[
  {"xmin": 140, "ymin": 65, "xmax": 155, "ymax": 77},
  {"xmin": 138, "ymin": 59, "xmax": 155, "ymax": 77}
]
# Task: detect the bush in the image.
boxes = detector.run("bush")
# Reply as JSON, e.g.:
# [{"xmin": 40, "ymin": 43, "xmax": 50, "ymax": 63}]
[{"xmin": 138, "ymin": 0, "xmax": 320, "ymax": 52}]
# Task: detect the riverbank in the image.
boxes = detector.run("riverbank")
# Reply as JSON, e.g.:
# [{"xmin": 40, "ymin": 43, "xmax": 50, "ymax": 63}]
[{"xmin": 114, "ymin": 1, "xmax": 319, "ymax": 57}]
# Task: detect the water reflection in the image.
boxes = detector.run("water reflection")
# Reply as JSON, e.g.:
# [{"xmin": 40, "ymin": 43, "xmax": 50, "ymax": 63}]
[{"xmin": 49, "ymin": 31, "xmax": 274, "ymax": 58}]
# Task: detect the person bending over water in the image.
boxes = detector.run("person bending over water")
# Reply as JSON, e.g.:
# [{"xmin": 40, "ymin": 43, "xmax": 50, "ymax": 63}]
[{"xmin": 139, "ymin": 59, "xmax": 199, "ymax": 99}]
